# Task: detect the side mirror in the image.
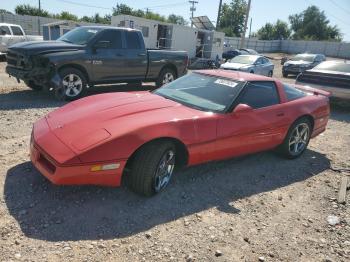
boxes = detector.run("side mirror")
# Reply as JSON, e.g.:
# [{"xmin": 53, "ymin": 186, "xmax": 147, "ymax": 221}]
[
  {"xmin": 93, "ymin": 40, "xmax": 110, "ymax": 49},
  {"xmin": 233, "ymin": 103, "xmax": 253, "ymax": 114}
]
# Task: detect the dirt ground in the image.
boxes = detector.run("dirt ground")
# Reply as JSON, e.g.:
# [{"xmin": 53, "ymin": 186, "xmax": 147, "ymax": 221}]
[{"xmin": 0, "ymin": 55, "xmax": 350, "ymax": 262}]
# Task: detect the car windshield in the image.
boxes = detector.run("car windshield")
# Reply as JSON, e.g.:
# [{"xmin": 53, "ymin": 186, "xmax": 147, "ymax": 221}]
[
  {"xmin": 154, "ymin": 73, "xmax": 245, "ymax": 113},
  {"xmin": 314, "ymin": 61, "xmax": 350, "ymax": 73},
  {"xmin": 229, "ymin": 55, "xmax": 257, "ymax": 64},
  {"xmin": 58, "ymin": 27, "xmax": 101, "ymax": 45},
  {"xmin": 291, "ymin": 54, "xmax": 315, "ymax": 62}
]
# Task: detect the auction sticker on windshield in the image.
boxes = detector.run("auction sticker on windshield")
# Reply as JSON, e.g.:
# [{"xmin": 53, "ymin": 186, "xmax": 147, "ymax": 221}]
[{"xmin": 214, "ymin": 79, "xmax": 238, "ymax": 88}]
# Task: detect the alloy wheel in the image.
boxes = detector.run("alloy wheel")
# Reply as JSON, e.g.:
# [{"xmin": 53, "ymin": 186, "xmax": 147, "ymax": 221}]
[
  {"xmin": 154, "ymin": 150, "xmax": 175, "ymax": 192},
  {"xmin": 62, "ymin": 73, "xmax": 83, "ymax": 97},
  {"xmin": 288, "ymin": 123, "xmax": 310, "ymax": 155},
  {"xmin": 162, "ymin": 72, "xmax": 175, "ymax": 84}
]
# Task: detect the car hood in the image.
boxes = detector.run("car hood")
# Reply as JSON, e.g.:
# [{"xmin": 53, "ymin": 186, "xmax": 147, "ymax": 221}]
[
  {"xmin": 284, "ymin": 60, "xmax": 312, "ymax": 66},
  {"xmin": 44, "ymin": 92, "xmax": 200, "ymax": 153},
  {"xmin": 8, "ymin": 41, "xmax": 83, "ymax": 55},
  {"xmin": 221, "ymin": 62, "xmax": 252, "ymax": 70}
]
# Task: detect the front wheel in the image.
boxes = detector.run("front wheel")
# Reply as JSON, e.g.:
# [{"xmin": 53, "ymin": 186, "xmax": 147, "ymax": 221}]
[
  {"xmin": 127, "ymin": 141, "xmax": 176, "ymax": 196},
  {"xmin": 268, "ymin": 70, "xmax": 273, "ymax": 77},
  {"xmin": 55, "ymin": 68, "xmax": 87, "ymax": 101},
  {"xmin": 156, "ymin": 68, "xmax": 176, "ymax": 87},
  {"xmin": 278, "ymin": 117, "xmax": 312, "ymax": 159}
]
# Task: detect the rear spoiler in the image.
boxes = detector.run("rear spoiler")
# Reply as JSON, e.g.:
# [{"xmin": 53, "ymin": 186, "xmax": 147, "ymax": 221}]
[{"xmin": 294, "ymin": 83, "xmax": 332, "ymax": 97}]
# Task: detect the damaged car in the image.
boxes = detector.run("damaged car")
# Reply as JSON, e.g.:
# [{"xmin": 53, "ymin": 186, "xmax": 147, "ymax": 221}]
[{"xmin": 6, "ymin": 26, "xmax": 188, "ymax": 100}]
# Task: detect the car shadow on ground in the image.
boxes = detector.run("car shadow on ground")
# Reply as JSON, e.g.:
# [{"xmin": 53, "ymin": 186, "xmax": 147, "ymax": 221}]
[
  {"xmin": 4, "ymin": 149, "xmax": 330, "ymax": 242},
  {"xmin": 0, "ymin": 83, "xmax": 156, "ymax": 111}
]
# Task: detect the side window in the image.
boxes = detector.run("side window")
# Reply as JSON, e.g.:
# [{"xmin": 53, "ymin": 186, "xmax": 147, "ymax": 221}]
[
  {"xmin": 0, "ymin": 26, "xmax": 11, "ymax": 35},
  {"xmin": 239, "ymin": 81, "xmax": 280, "ymax": 109},
  {"xmin": 255, "ymin": 58, "xmax": 263, "ymax": 65},
  {"xmin": 126, "ymin": 31, "xmax": 141, "ymax": 49},
  {"xmin": 283, "ymin": 84, "xmax": 306, "ymax": 101},
  {"xmin": 11, "ymin": 26, "xmax": 24, "ymax": 36},
  {"xmin": 263, "ymin": 58, "xmax": 269, "ymax": 64},
  {"xmin": 98, "ymin": 30, "xmax": 122, "ymax": 49}
]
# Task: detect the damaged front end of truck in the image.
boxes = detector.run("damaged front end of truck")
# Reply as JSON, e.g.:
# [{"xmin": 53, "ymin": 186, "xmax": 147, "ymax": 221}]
[{"xmin": 6, "ymin": 51, "xmax": 62, "ymax": 91}]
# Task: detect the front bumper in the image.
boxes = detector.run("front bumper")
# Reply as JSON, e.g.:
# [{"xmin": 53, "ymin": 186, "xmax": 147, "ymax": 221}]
[
  {"xmin": 6, "ymin": 65, "xmax": 57, "ymax": 88},
  {"xmin": 30, "ymin": 130, "xmax": 126, "ymax": 187}
]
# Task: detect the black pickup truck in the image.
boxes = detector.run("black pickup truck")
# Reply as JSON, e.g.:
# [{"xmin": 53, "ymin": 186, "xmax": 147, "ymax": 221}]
[{"xmin": 6, "ymin": 26, "xmax": 188, "ymax": 100}]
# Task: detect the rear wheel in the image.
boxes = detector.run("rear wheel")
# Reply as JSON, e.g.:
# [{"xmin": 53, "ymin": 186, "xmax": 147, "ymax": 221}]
[
  {"xmin": 156, "ymin": 68, "xmax": 176, "ymax": 87},
  {"xmin": 127, "ymin": 141, "xmax": 176, "ymax": 196},
  {"xmin": 278, "ymin": 117, "xmax": 312, "ymax": 159},
  {"xmin": 25, "ymin": 80, "xmax": 43, "ymax": 91},
  {"xmin": 55, "ymin": 68, "xmax": 87, "ymax": 101}
]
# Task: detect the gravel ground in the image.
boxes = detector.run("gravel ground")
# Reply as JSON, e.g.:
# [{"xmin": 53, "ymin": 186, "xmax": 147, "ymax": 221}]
[{"xmin": 0, "ymin": 55, "xmax": 350, "ymax": 262}]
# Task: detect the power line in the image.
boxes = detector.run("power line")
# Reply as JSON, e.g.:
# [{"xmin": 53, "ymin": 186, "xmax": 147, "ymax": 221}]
[
  {"xmin": 328, "ymin": 0, "xmax": 350, "ymax": 15},
  {"xmin": 305, "ymin": 0, "xmax": 348, "ymax": 25},
  {"xmin": 143, "ymin": 2, "xmax": 188, "ymax": 10},
  {"xmin": 57, "ymin": 0, "xmax": 111, "ymax": 10}
]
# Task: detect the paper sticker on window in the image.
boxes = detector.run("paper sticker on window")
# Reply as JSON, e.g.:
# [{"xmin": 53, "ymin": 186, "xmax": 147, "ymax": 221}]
[{"xmin": 214, "ymin": 79, "xmax": 238, "ymax": 88}]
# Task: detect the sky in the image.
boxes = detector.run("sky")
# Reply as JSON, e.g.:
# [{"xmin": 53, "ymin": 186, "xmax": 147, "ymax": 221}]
[{"xmin": 2, "ymin": 0, "xmax": 350, "ymax": 41}]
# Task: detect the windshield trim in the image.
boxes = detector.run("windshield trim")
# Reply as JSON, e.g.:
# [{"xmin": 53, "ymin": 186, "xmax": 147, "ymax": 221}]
[{"xmin": 153, "ymin": 72, "xmax": 247, "ymax": 114}]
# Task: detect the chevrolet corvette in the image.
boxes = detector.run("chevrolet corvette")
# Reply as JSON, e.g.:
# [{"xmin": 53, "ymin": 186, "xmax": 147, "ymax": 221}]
[{"xmin": 30, "ymin": 70, "xmax": 330, "ymax": 196}]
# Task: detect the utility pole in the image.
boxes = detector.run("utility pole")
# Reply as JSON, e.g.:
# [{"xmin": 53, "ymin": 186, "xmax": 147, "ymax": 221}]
[
  {"xmin": 248, "ymin": 17, "xmax": 252, "ymax": 38},
  {"xmin": 216, "ymin": 0, "xmax": 222, "ymax": 30},
  {"xmin": 240, "ymin": 0, "xmax": 251, "ymax": 48},
  {"xmin": 38, "ymin": 0, "xmax": 41, "ymax": 35},
  {"xmin": 189, "ymin": 0, "xmax": 198, "ymax": 27}
]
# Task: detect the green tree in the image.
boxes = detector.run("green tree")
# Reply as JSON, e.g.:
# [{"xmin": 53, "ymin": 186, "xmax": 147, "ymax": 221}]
[
  {"xmin": 0, "ymin": 9, "xmax": 12, "ymax": 14},
  {"xmin": 112, "ymin": 4, "xmax": 133, "ymax": 16},
  {"xmin": 257, "ymin": 20, "xmax": 291, "ymax": 40},
  {"xmin": 54, "ymin": 11, "xmax": 78, "ymax": 21},
  {"xmin": 289, "ymin": 5, "xmax": 342, "ymax": 41},
  {"xmin": 15, "ymin": 4, "xmax": 50, "ymax": 17},
  {"xmin": 167, "ymin": 14, "xmax": 188, "ymax": 25},
  {"xmin": 217, "ymin": 0, "xmax": 247, "ymax": 37}
]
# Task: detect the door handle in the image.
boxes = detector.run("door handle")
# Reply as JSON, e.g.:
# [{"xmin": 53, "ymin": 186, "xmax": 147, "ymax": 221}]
[
  {"xmin": 276, "ymin": 112, "xmax": 284, "ymax": 117},
  {"xmin": 138, "ymin": 53, "xmax": 146, "ymax": 56}
]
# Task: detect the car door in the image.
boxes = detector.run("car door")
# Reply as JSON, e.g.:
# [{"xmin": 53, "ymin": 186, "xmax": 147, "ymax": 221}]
[
  {"xmin": 253, "ymin": 57, "xmax": 264, "ymax": 75},
  {"xmin": 90, "ymin": 29, "xmax": 126, "ymax": 82},
  {"xmin": 215, "ymin": 81, "xmax": 288, "ymax": 158},
  {"xmin": 122, "ymin": 30, "xmax": 147, "ymax": 79}
]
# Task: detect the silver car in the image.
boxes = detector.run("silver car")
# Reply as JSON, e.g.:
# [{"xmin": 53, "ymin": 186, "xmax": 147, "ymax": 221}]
[{"xmin": 220, "ymin": 55, "xmax": 274, "ymax": 77}]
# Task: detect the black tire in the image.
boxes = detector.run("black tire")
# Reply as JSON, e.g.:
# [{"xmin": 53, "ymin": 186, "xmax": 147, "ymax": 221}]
[
  {"xmin": 282, "ymin": 72, "xmax": 288, "ymax": 77},
  {"xmin": 25, "ymin": 80, "xmax": 43, "ymax": 91},
  {"xmin": 277, "ymin": 117, "xmax": 312, "ymax": 159},
  {"xmin": 127, "ymin": 141, "xmax": 176, "ymax": 196},
  {"xmin": 250, "ymin": 70, "xmax": 254, "ymax": 74},
  {"xmin": 268, "ymin": 70, "xmax": 273, "ymax": 77},
  {"xmin": 55, "ymin": 67, "xmax": 87, "ymax": 101},
  {"xmin": 156, "ymin": 68, "xmax": 176, "ymax": 88}
]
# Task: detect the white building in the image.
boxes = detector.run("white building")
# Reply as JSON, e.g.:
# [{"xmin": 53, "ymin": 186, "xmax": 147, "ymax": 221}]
[{"xmin": 111, "ymin": 15, "xmax": 224, "ymax": 59}]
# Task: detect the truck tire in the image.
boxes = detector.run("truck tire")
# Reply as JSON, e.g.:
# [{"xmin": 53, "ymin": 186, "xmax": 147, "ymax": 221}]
[
  {"xmin": 127, "ymin": 141, "xmax": 176, "ymax": 196},
  {"xmin": 25, "ymin": 80, "xmax": 43, "ymax": 91},
  {"xmin": 56, "ymin": 68, "xmax": 87, "ymax": 101},
  {"xmin": 156, "ymin": 68, "xmax": 176, "ymax": 87}
]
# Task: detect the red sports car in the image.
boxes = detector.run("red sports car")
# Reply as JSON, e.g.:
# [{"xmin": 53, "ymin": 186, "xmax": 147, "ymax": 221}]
[{"xmin": 30, "ymin": 70, "xmax": 330, "ymax": 196}]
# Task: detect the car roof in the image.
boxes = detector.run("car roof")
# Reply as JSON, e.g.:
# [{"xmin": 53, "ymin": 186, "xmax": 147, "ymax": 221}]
[
  {"xmin": 0, "ymin": 23, "xmax": 22, "ymax": 27},
  {"xmin": 195, "ymin": 69, "xmax": 276, "ymax": 82},
  {"xmin": 232, "ymin": 54, "xmax": 263, "ymax": 59}
]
